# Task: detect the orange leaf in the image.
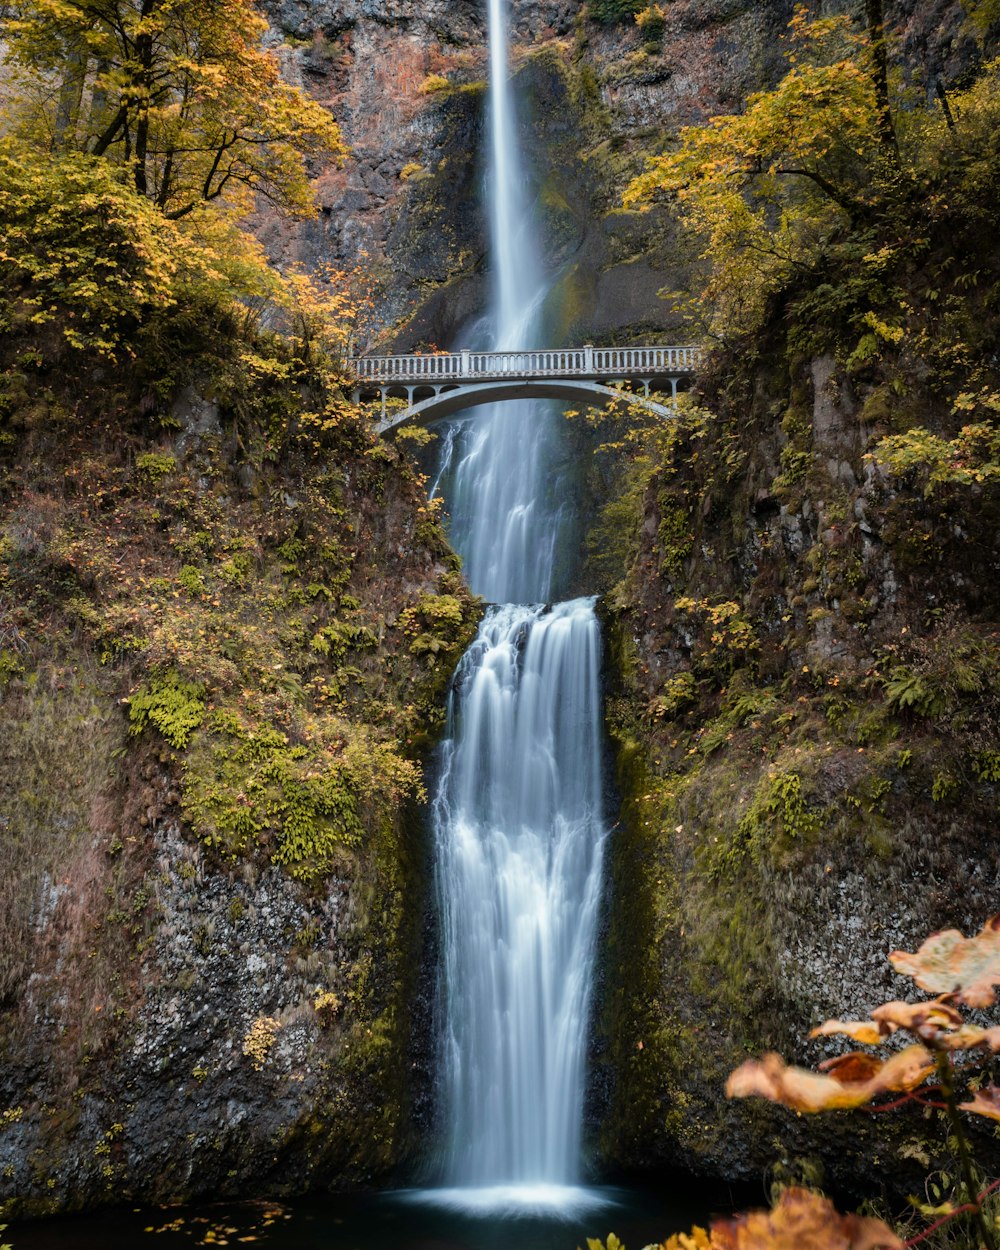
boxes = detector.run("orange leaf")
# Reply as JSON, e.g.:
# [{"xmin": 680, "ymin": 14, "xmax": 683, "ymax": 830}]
[
  {"xmin": 710, "ymin": 1187, "xmax": 902, "ymax": 1250},
  {"xmin": 726, "ymin": 1046, "xmax": 934, "ymax": 1113},
  {"xmin": 959, "ymin": 1085, "xmax": 1000, "ymax": 1122},
  {"xmin": 811, "ymin": 1019, "xmax": 886, "ymax": 1046},
  {"xmin": 890, "ymin": 916, "xmax": 1000, "ymax": 1008},
  {"xmin": 818, "ymin": 1053, "xmax": 882, "ymax": 1083}
]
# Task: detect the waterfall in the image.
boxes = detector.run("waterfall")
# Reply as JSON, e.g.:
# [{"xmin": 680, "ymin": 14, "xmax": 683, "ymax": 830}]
[
  {"xmin": 432, "ymin": 601, "xmax": 606, "ymax": 1193},
  {"xmin": 431, "ymin": 0, "xmax": 563, "ymax": 604},
  {"xmin": 425, "ymin": 0, "xmax": 608, "ymax": 1208}
]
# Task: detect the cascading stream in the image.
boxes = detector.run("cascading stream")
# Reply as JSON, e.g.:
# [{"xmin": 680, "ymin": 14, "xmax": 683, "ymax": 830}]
[
  {"xmin": 426, "ymin": 0, "xmax": 608, "ymax": 1206},
  {"xmin": 433, "ymin": 602, "xmax": 606, "ymax": 1190}
]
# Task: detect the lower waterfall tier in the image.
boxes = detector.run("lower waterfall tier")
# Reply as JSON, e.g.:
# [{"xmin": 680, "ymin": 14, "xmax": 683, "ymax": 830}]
[{"xmin": 431, "ymin": 600, "xmax": 607, "ymax": 1186}]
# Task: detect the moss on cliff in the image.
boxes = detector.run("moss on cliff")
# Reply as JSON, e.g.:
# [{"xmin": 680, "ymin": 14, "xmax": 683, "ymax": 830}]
[
  {"xmin": 0, "ymin": 244, "xmax": 479, "ymax": 1213},
  {"xmin": 594, "ymin": 147, "xmax": 1000, "ymax": 1185}
]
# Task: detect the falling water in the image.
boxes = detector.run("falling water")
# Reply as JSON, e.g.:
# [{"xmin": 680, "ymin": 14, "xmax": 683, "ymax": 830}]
[
  {"xmin": 432, "ymin": 602, "xmax": 606, "ymax": 1195},
  {"xmin": 430, "ymin": 0, "xmax": 565, "ymax": 604},
  {"xmin": 427, "ymin": 0, "xmax": 608, "ymax": 1207}
]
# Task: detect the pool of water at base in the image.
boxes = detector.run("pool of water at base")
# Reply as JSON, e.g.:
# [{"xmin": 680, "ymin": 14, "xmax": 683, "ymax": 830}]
[{"xmin": 6, "ymin": 1178, "xmax": 751, "ymax": 1250}]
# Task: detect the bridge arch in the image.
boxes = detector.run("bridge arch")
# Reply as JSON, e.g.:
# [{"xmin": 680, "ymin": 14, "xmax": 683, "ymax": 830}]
[{"xmin": 373, "ymin": 379, "xmax": 679, "ymax": 435}]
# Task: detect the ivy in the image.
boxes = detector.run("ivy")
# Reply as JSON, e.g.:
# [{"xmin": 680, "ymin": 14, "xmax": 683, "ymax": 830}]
[{"xmin": 874, "ymin": 405, "xmax": 1000, "ymax": 497}]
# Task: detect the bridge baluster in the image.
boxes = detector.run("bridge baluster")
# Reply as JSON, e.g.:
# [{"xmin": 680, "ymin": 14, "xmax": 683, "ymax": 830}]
[{"xmin": 349, "ymin": 342, "xmax": 702, "ymax": 426}]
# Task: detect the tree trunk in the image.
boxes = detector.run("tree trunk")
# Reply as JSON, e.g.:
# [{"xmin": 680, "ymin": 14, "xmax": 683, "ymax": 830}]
[
  {"xmin": 133, "ymin": 31, "xmax": 153, "ymax": 195},
  {"xmin": 54, "ymin": 45, "xmax": 87, "ymax": 145},
  {"xmin": 864, "ymin": 0, "xmax": 900, "ymax": 164}
]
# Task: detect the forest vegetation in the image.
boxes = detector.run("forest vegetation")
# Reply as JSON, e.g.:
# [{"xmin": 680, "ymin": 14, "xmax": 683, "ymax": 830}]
[{"xmin": 586, "ymin": 1, "xmax": 1000, "ymax": 1244}]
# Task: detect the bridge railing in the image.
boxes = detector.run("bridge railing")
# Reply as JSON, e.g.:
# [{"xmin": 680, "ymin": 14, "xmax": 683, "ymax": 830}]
[{"xmin": 349, "ymin": 345, "xmax": 701, "ymax": 384}]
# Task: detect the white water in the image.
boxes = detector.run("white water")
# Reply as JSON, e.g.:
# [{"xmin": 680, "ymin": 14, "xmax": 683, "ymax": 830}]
[
  {"xmin": 427, "ymin": 0, "xmax": 608, "ymax": 1208},
  {"xmin": 430, "ymin": 0, "xmax": 565, "ymax": 605},
  {"xmin": 433, "ymin": 602, "xmax": 606, "ymax": 1190}
]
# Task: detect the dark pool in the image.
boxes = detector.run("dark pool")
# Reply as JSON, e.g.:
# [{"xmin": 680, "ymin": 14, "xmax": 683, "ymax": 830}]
[{"xmin": 6, "ymin": 1178, "xmax": 749, "ymax": 1249}]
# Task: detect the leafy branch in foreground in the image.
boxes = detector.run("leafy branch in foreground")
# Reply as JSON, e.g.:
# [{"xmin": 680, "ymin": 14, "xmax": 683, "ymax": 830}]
[
  {"xmin": 586, "ymin": 1187, "xmax": 902, "ymax": 1250},
  {"xmin": 588, "ymin": 918, "xmax": 1000, "ymax": 1250},
  {"xmin": 727, "ymin": 916, "xmax": 1000, "ymax": 1250}
]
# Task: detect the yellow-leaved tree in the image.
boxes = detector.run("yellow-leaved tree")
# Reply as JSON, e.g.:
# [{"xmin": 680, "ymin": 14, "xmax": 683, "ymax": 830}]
[
  {"xmin": 4, "ymin": 0, "xmax": 346, "ymax": 218},
  {"xmin": 0, "ymin": 0, "xmax": 366, "ymax": 377},
  {"xmin": 624, "ymin": 6, "xmax": 896, "ymax": 339}
]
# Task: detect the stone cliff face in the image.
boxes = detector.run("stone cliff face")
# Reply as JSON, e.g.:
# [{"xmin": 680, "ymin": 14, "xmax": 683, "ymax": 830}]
[
  {"xmin": 0, "ymin": 365, "xmax": 479, "ymax": 1217},
  {"xmin": 259, "ymin": 0, "xmax": 982, "ymax": 353},
  {"xmin": 594, "ymin": 339, "xmax": 1000, "ymax": 1188},
  {"xmin": 2, "ymin": 822, "xmax": 409, "ymax": 1211},
  {"xmin": 256, "ymin": 0, "xmax": 804, "ymax": 349}
]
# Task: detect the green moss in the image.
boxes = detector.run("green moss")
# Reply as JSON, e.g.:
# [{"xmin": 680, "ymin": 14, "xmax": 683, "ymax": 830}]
[
  {"xmin": 589, "ymin": 0, "xmax": 643, "ymax": 25},
  {"xmin": 656, "ymin": 494, "xmax": 693, "ymax": 581},
  {"xmin": 0, "ymin": 648, "xmax": 25, "ymax": 686},
  {"xmin": 128, "ymin": 669, "xmax": 206, "ymax": 748},
  {"xmin": 134, "ymin": 451, "xmax": 176, "ymax": 484},
  {"xmin": 176, "ymin": 564, "xmax": 205, "ymax": 596},
  {"xmin": 708, "ymin": 768, "xmax": 821, "ymax": 879}
]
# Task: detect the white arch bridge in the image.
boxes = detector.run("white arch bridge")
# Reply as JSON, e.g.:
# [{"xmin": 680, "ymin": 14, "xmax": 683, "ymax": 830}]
[{"xmin": 348, "ymin": 345, "xmax": 702, "ymax": 434}]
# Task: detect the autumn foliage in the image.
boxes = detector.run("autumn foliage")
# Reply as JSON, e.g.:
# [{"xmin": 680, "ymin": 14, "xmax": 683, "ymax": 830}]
[
  {"xmin": 0, "ymin": 0, "xmax": 358, "ymax": 380},
  {"xmin": 625, "ymin": 6, "xmax": 1000, "ymax": 349},
  {"xmin": 590, "ymin": 919, "xmax": 1000, "ymax": 1250},
  {"xmin": 4, "ymin": 0, "xmax": 345, "ymax": 217},
  {"xmin": 727, "ymin": 916, "xmax": 1000, "ymax": 1119},
  {"xmin": 590, "ymin": 1190, "xmax": 901, "ymax": 1250},
  {"xmin": 723, "ymin": 917, "xmax": 1000, "ymax": 1249}
]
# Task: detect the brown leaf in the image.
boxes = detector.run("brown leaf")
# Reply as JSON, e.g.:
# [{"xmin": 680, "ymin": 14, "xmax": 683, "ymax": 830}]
[
  {"xmin": 890, "ymin": 916, "xmax": 1000, "ymax": 1008},
  {"xmin": 819, "ymin": 1053, "xmax": 883, "ymax": 1083},
  {"xmin": 726, "ymin": 1046, "xmax": 934, "ymax": 1113},
  {"xmin": 959, "ymin": 1085, "xmax": 1000, "ymax": 1122},
  {"xmin": 938, "ymin": 1024, "xmax": 1000, "ymax": 1052},
  {"xmin": 870, "ymin": 995, "xmax": 965, "ymax": 1045},
  {"xmin": 710, "ymin": 1187, "xmax": 903, "ymax": 1250}
]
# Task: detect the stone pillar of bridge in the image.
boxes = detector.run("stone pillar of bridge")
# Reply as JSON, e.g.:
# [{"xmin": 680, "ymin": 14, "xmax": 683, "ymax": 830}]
[{"xmin": 461, "ymin": 348, "xmax": 471, "ymax": 378}]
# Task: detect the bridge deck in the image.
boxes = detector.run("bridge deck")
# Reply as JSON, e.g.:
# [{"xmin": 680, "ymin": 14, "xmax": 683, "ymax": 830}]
[{"xmin": 350, "ymin": 345, "xmax": 701, "ymax": 386}]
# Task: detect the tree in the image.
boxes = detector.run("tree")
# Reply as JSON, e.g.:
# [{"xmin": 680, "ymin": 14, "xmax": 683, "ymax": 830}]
[
  {"xmin": 4, "ymin": 0, "xmax": 345, "ymax": 219},
  {"xmin": 624, "ymin": 8, "xmax": 892, "ymax": 337}
]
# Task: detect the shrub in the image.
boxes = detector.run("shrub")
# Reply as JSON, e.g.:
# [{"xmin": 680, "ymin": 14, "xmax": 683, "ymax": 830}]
[
  {"xmin": 589, "ymin": 0, "xmax": 643, "ymax": 25},
  {"xmin": 635, "ymin": 3, "xmax": 666, "ymax": 43}
]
